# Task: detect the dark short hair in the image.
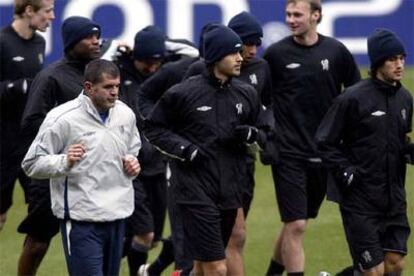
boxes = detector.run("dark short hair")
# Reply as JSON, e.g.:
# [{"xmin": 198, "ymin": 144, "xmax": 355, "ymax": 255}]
[
  {"xmin": 286, "ymin": 0, "xmax": 322, "ymax": 23},
  {"xmin": 84, "ymin": 59, "xmax": 120, "ymax": 84},
  {"xmin": 14, "ymin": 0, "xmax": 43, "ymax": 16}
]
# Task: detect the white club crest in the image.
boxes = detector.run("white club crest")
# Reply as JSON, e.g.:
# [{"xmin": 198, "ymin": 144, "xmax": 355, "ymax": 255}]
[
  {"xmin": 38, "ymin": 53, "xmax": 44, "ymax": 65},
  {"xmin": 321, "ymin": 59, "xmax": 329, "ymax": 71},
  {"xmin": 401, "ymin": 108, "xmax": 407, "ymax": 120},
  {"xmin": 249, "ymin": 73, "xmax": 258, "ymax": 85},
  {"xmin": 236, "ymin": 103, "xmax": 243, "ymax": 114}
]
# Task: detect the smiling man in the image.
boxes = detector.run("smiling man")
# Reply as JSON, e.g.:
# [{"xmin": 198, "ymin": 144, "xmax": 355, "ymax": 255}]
[
  {"xmin": 144, "ymin": 25, "xmax": 267, "ymax": 275},
  {"xmin": 263, "ymin": 0, "xmax": 361, "ymax": 275},
  {"xmin": 316, "ymin": 28, "xmax": 413, "ymax": 276}
]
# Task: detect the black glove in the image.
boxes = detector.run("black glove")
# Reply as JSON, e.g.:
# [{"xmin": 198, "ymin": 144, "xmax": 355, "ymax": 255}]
[
  {"xmin": 7, "ymin": 78, "xmax": 29, "ymax": 95},
  {"xmin": 234, "ymin": 125, "xmax": 259, "ymax": 144},
  {"xmin": 337, "ymin": 166, "xmax": 359, "ymax": 188},
  {"xmin": 183, "ymin": 144, "xmax": 204, "ymax": 164}
]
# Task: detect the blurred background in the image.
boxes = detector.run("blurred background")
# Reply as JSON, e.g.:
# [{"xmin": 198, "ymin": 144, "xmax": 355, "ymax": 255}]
[{"xmin": 1, "ymin": 0, "xmax": 413, "ymax": 66}]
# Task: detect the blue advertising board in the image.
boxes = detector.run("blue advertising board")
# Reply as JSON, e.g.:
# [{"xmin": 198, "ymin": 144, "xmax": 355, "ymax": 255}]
[{"xmin": 1, "ymin": 0, "xmax": 413, "ymax": 65}]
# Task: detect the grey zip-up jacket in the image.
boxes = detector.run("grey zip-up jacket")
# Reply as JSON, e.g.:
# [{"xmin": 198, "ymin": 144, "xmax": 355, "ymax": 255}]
[{"xmin": 22, "ymin": 93, "xmax": 141, "ymax": 221}]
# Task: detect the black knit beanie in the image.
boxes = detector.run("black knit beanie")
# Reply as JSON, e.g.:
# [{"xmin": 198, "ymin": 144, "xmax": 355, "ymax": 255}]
[
  {"xmin": 133, "ymin": 25, "xmax": 166, "ymax": 60},
  {"xmin": 368, "ymin": 28, "xmax": 406, "ymax": 70},
  {"xmin": 203, "ymin": 25, "xmax": 242, "ymax": 64},
  {"xmin": 228, "ymin": 11, "xmax": 262, "ymax": 45},
  {"xmin": 61, "ymin": 16, "xmax": 101, "ymax": 53}
]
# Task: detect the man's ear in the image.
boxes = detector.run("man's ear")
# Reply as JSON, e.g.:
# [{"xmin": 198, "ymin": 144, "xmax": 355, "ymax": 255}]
[
  {"xmin": 84, "ymin": 81, "xmax": 93, "ymax": 93},
  {"xmin": 25, "ymin": 5, "xmax": 34, "ymax": 17}
]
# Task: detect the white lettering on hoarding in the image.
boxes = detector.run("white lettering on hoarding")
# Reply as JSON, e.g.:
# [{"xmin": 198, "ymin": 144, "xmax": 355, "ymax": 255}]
[
  {"xmin": 320, "ymin": 0, "xmax": 402, "ymax": 54},
  {"xmin": 166, "ymin": 0, "xmax": 249, "ymax": 41}
]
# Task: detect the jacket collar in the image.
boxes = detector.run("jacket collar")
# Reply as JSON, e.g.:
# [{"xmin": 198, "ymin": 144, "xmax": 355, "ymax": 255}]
[
  {"xmin": 203, "ymin": 69, "xmax": 232, "ymax": 89},
  {"xmin": 372, "ymin": 78, "xmax": 402, "ymax": 95},
  {"xmin": 78, "ymin": 92, "xmax": 114, "ymax": 124}
]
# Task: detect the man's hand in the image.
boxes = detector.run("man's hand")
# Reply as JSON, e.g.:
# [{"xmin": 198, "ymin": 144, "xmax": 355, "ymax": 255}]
[
  {"xmin": 66, "ymin": 143, "xmax": 86, "ymax": 168},
  {"xmin": 122, "ymin": 155, "xmax": 141, "ymax": 177},
  {"xmin": 234, "ymin": 125, "xmax": 259, "ymax": 144}
]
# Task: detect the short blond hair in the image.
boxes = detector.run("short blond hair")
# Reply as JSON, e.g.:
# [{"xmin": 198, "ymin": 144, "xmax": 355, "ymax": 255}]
[{"xmin": 14, "ymin": 0, "xmax": 44, "ymax": 16}]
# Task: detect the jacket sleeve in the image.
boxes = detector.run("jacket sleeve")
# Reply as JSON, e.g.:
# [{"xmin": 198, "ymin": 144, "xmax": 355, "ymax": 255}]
[
  {"xmin": 340, "ymin": 45, "xmax": 361, "ymax": 88},
  {"xmin": 315, "ymin": 96, "xmax": 355, "ymax": 175},
  {"xmin": 22, "ymin": 115, "xmax": 70, "ymax": 179},
  {"xmin": 21, "ymin": 72, "xmax": 58, "ymax": 147},
  {"xmin": 127, "ymin": 115, "xmax": 142, "ymax": 157},
  {"xmin": 144, "ymin": 89, "xmax": 193, "ymax": 161}
]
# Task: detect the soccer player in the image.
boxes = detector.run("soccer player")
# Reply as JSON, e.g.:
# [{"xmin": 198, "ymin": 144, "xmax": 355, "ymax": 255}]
[
  {"xmin": 17, "ymin": 16, "xmax": 101, "ymax": 276},
  {"xmin": 144, "ymin": 25, "xmax": 267, "ymax": 275},
  {"xmin": 115, "ymin": 25, "xmax": 169, "ymax": 276},
  {"xmin": 22, "ymin": 59, "xmax": 141, "ymax": 275},
  {"xmin": 262, "ymin": 0, "xmax": 360, "ymax": 275},
  {"xmin": 316, "ymin": 28, "xmax": 412, "ymax": 276},
  {"xmin": 0, "ymin": 0, "xmax": 55, "ymax": 231}
]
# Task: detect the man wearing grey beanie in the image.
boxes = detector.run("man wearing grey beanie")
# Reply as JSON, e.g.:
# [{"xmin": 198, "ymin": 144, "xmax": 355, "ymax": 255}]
[{"xmin": 316, "ymin": 28, "xmax": 412, "ymax": 276}]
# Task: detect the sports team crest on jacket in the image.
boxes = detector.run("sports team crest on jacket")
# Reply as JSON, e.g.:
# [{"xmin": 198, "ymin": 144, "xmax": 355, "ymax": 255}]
[
  {"xmin": 401, "ymin": 108, "xmax": 407, "ymax": 120},
  {"xmin": 249, "ymin": 73, "xmax": 258, "ymax": 85},
  {"xmin": 321, "ymin": 59, "xmax": 329, "ymax": 71},
  {"xmin": 236, "ymin": 103, "xmax": 243, "ymax": 114}
]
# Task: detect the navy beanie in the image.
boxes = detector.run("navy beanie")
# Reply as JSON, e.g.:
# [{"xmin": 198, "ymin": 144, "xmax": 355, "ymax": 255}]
[
  {"xmin": 198, "ymin": 23, "xmax": 220, "ymax": 58},
  {"xmin": 133, "ymin": 25, "xmax": 166, "ymax": 60},
  {"xmin": 62, "ymin": 16, "xmax": 101, "ymax": 52},
  {"xmin": 203, "ymin": 25, "xmax": 242, "ymax": 64},
  {"xmin": 368, "ymin": 28, "xmax": 406, "ymax": 70},
  {"xmin": 228, "ymin": 11, "xmax": 263, "ymax": 45}
]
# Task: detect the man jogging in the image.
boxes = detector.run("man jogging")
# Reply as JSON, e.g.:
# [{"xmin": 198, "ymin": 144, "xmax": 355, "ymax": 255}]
[{"xmin": 316, "ymin": 28, "xmax": 412, "ymax": 276}]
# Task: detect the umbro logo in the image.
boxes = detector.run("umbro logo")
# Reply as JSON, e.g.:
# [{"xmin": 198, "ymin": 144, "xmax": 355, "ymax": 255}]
[
  {"xmin": 12, "ymin": 56, "xmax": 25, "ymax": 62},
  {"xmin": 286, "ymin": 63, "xmax": 301, "ymax": 69},
  {"xmin": 196, "ymin": 106, "xmax": 212, "ymax": 111},
  {"xmin": 371, "ymin": 110, "xmax": 386, "ymax": 116}
]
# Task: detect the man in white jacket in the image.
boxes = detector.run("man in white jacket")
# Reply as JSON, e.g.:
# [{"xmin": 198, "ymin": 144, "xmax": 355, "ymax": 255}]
[{"xmin": 22, "ymin": 59, "xmax": 141, "ymax": 276}]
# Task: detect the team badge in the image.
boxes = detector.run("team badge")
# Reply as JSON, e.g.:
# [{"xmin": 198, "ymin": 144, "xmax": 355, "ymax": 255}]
[
  {"xmin": 236, "ymin": 103, "xmax": 243, "ymax": 114},
  {"xmin": 361, "ymin": 250, "xmax": 372, "ymax": 263},
  {"xmin": 401, "ymin": 108, "xmax": 407, "ymax": 120},
  {"xmin": 38, "ymin": 53, "xmax": 44, "ymax": 65},
  {"xmin": 249, "ymin": 73, "xmax": 258, "ymax": 85},
  {"xmin": 321, "ymin": 59, "xmax": 329, "ymax": 71}
]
